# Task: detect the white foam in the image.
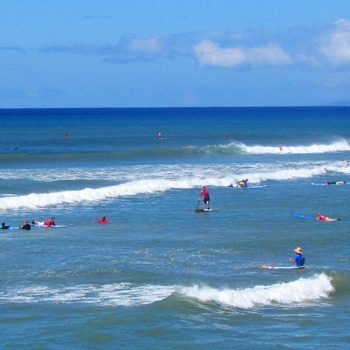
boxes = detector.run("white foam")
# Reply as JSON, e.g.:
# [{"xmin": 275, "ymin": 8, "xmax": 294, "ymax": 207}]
[
  {"xmin": 0, "ymin": 283, "xmax": 177, "ymax": 307},
  {"xmin": 0, "ymin": 274, "xmax": 333, "ymax": 308},
  {"xmin": 1, "ymin": 160, "xmax": 350, "ymax": 210},
  {"xmin": 240, "ymin": 139, "xmax": 350, "ymax": 154},
  {"xmin": 180, "ymin": 273, "xmax": 334, "ymax": 308}
]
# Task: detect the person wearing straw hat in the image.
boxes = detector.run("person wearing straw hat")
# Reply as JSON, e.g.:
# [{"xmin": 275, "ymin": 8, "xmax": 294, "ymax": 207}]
[{"xmin": 289, "ymin": 247, "xmax": 305, "ymax": 267}]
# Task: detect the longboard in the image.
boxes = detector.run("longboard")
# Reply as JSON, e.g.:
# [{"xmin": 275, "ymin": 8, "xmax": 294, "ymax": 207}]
[
  {"xmin": 262, "ymin": 265, "xmax": 305, "ymax": 270},
  {"xmin": 32, "ymin": 224, "xmax": 69, "ymax": 228},
  {"xmin": 234, "ymin": 185, "xmax": 267, "ymax": 189},
  {"xmin": 290, "ymin": 212, "xmax": 316, "ymax": 220},
  {"xmin": 312, "ymin": 182, "xmax": 348, "ymax": 186},
  {"xmin": 195, "ymin": 208, "xmax": 214, "ymax": 212}
]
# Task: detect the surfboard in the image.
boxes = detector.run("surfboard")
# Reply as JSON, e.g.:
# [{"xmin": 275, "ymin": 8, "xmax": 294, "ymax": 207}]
[
  {"xmin": 262, "ymin": 265, "xmax": 305, "ymax": 270},
  {"xmin": 235, "ymin": 185, "xmax": 267, "ymax": 189},
  {"xmin": 1, "ymin": 226, "xmax": 20, "ymax": 231},
  {"xmin": 290, "ymin": 212, "xmax": 316, "ymax": 220},
  {"xmin": 32, "ymin": 224, "xmax": 69, "ymax": 228},
  {"xmin": 312, "ymin": 182, "xmax": 348, "ymax": 186},
  {"xmin": 195, "ymin": 208, "xmax": 214, "ymax": 212}
]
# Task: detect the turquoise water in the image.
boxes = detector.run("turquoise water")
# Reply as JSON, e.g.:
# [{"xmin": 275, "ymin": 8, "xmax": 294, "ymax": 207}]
[{"xmin": 0, "ymin": 107, "xmax": 350, "ymax": 349}]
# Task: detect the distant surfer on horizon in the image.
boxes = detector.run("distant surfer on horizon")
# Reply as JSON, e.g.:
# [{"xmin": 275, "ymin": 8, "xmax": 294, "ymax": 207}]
[
  {"xmin": 199, "ymin": 186, "xmax": 210, "ymax": 210},
  {"xmin": 157, "ymin": 131, "xmax": 162, "ymax": 139},
  {"xmin": 279, "ymin": 143, "xmax": 283, "ymax": 152},
  {"xmin": 317, "ymin": 213, "xmax": 339, "ymax": 221},
  {"xmin": 64, "ymin": 132, "xmax": 68, "ymax": 141},
  {"xmin": 289, "ymin": 247, "xmax": 305, "ymax": 267}
]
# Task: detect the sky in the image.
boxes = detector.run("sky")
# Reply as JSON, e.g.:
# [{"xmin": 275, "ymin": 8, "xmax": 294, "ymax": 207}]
[{"xmin": 2, "ymin": 1, "xmax": 350, "ymax": 108}]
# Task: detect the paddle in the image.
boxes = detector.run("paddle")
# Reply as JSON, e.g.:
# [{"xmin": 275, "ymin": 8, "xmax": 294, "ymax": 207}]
[{"xmin": 195, "ymin": 199, "xmax": 201, "ymax": 212}]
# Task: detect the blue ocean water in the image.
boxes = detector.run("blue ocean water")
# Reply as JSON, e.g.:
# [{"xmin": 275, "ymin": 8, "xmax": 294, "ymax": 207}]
[{"xmin": 1, "ymin": 107, "xmax": 350, "ymax": 349}]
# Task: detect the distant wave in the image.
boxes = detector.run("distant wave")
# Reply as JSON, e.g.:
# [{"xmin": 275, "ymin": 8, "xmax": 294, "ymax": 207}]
[
  {"xmin": 180, "ymin": 273, "xmax": 334, "ymax": 308},
  {"xmin": 1, "ymin": 161, "xmax": 350, "ymax": 210},
  {"xmin": 241, "ymin": 139, "xmax": 350, "ymax": 154},
  {"xmin": 0, "ymin": 139, "xmax": 348, "ymax": 164},
  {"xmin": 0, "ymin": 274, "xmax": 333, "ymax": 308}
]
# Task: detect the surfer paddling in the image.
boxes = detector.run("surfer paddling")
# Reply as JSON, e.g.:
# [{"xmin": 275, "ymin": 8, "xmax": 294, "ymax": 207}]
[
  {"xmin": 199, "ymin": 186, "xmax": 210, "ymax": 210},
  {"xmin": 325, "ymin": 180, "xmax": 346, "ymax": 185},
  {"xmin": 94, "ymin": 216, "xmax": 110, "ymax": 224},
  {"xmin": 32, "ymin": 218, "xmax": 56, "ymax": 227},
  {"xmin": 289, "ymin": 247, "xmax": 305, "ymax": 267},
  {"xmin": 238, "ymin": 179, "xmax": 248, "ymax": 188},
  {"xmin": 316, "ymin": 213, "xmax": 339, "ymax": 221}
]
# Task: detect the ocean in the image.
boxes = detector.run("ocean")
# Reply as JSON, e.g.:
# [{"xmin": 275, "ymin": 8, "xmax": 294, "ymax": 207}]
[{"xmin": 0, "ymin": 107, "xmax": 349, "ymax": 349}]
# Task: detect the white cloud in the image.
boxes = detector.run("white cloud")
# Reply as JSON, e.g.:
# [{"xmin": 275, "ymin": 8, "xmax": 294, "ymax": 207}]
[
  {"xmin": 320, "ymin": 19, "xmax": 350, "ymax": 66},
  {"xmin": 193, "ymin": 40, "xmax": 293, "ymax": 68}
]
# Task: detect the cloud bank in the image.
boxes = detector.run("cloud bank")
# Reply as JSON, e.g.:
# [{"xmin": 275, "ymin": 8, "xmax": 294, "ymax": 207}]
[{"xmin": 35, "ymin": 19, "xmax": 350, "ymax": 71}]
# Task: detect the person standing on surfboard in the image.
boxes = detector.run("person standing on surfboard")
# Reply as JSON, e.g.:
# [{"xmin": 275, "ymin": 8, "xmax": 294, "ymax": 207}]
[
  {"xmin": 199, "ymin": 187, "xmax": 210, "ymax": 210},
  {"xmin": 279, "ymin": 143, "xmax": 283, "ymax": 152},
  {"xmin": 289, "ymin": 247, "xmax": 305, "ymax": 267}
]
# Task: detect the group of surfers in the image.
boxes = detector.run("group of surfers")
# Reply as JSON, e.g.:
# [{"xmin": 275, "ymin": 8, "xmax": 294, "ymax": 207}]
[
  {"xmin": 198, "ymin": 176, "xmax": 346, "ymax": 267},
  {"xmin": 1, "ymin": 218, "xmax": 57, "ymax": 230},
  {"xmin": 1, "ymin": 216, "xmax": 112, "ymax": 231}
]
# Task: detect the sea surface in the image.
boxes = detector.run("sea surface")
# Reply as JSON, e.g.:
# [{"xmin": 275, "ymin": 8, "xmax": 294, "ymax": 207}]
[{"xmin": 0, "ymin": 107, "xmax": 350, "ymax": 349}]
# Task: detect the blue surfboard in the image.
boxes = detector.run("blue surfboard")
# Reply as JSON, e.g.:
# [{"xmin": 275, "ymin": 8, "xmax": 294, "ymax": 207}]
[{"xmin": 290, "ymin": 212, "xmax": 316, "ymax": 220}]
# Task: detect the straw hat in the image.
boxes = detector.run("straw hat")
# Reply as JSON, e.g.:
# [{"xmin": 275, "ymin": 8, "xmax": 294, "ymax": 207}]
[{"xmin": 294, "ymin": 247, "xmax": 302, "ymax": 254}]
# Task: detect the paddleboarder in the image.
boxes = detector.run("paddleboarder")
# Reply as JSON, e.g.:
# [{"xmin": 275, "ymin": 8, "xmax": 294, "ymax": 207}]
[{"xmin": 199, "ymin": 186, "xmax": 210, "ymax": 210}]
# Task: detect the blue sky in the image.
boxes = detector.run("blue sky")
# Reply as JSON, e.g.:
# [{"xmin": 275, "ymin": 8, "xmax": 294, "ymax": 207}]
[{"xmin": 2, "ymin": 1, "xmax": 350, "ymax": 108}]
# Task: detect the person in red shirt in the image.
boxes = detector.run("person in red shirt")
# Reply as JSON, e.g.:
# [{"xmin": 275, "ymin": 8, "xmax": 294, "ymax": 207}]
[
  {"xmin": 32, "ymin": 218, "xmax": 56, "ymax": 226},
  {"xmin": 94, "ymin": 216, "xmax": 110, "ymax": 224},
  {"xmin": 199, "ymin": 186, "xmax": 210, "ymax": 210},
  {"xmin": 317, "ymin": 213, "xmax": 339, "ymax": 221}
]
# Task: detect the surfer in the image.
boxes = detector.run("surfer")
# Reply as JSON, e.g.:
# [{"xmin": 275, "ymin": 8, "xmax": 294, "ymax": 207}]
[
  {"xmin": 238, "ymin": 179, "xmax": 248, "ymax": 187},
  {"xmin": 64, "ymin": 132, "xmax": 68, "ymax": 141},
  {"xmin": 94, "ymin": 216, "xmax": 110, "ymax": 224},
  {"xmin": 20, "ymin": 220, "xmax": 31, "ymax": 230},
  {"xmin": 289, "ymin": 247, "xmax": 305, "ymax": 267},
  {"xmin": 199, "ymin": 186, "xmax": 210, "ymax": 210},
  {"xmin": 342, "ymin": 159, "xmax": 349, "ymax": 167},
  {"xmin": 279, "ymin": 143, "xmax": 283, "ymax": 152},
  {"xmin": 317, "ymin": 213, "xmax": 339, "ymax": 221},
  {"xmin": 157, "ymin": 131, "xmax": 162, "ymax": 139},
  {"xmin": 227, "ymin": 183, "xmax": 233, "ymax": 187},
  {"xmin": 1, "ymin": 222, "xmax": 10, "ymax": 229},
  {"xmin": 325, "ymin": 180, "xmax": 346, "ymax": 185},
  {"xmin": 32, "ymin": 218, "xmax": 56, "ymax": 227}
]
